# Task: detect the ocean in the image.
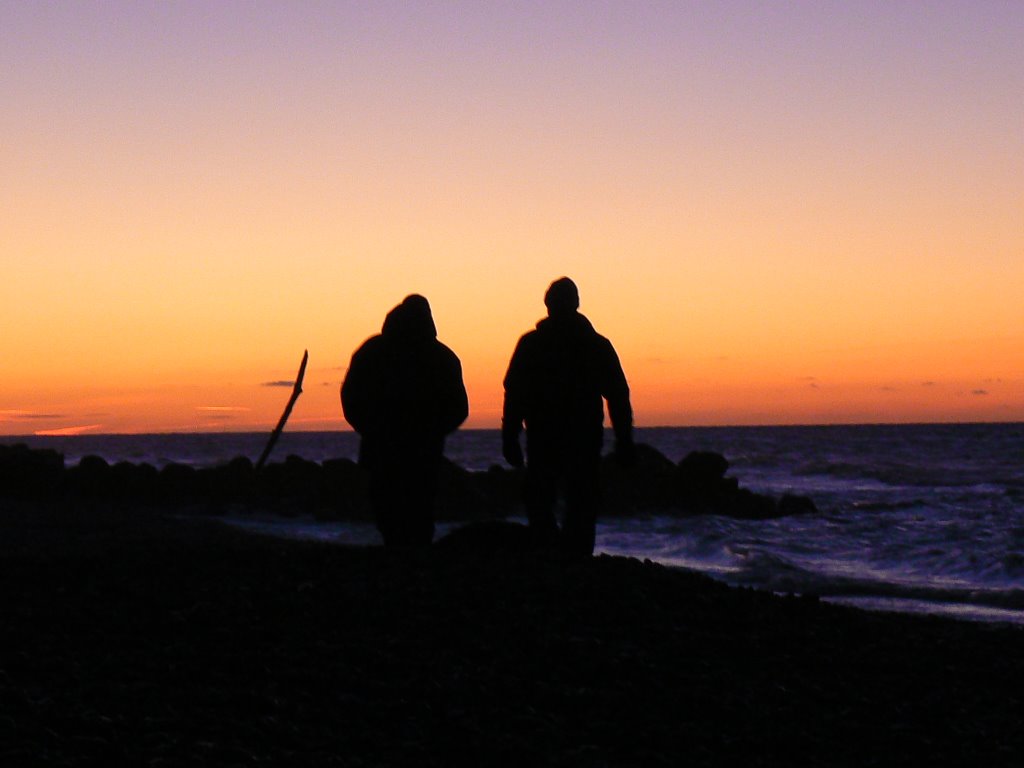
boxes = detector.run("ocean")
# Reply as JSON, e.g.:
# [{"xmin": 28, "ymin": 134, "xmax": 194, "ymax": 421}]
[{"xmin": 12, "ymin": 423, "xmax": 1024, "ymax": 626}]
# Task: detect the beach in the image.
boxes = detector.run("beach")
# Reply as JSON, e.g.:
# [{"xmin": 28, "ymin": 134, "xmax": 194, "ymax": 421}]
[
  {"xmin": 3, "ymin": 501, "xmax": 1022, "ymax": 767},
  {"xmin": 9, "ymin": 425, "xmax": 1024, "ymax": 624}
]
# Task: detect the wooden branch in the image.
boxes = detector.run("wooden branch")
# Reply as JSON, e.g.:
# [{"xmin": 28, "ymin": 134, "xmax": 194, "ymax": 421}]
[{"xmin": 256, "ymin": 350, "xmax": 309, "ymax": 472}]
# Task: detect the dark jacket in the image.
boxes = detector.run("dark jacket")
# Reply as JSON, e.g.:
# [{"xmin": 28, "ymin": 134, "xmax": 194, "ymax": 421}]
[
  {"xmin": 341, "ymin": 298, "xmax": 468, "ymax": 467},
  {"xmin": 502, "ymin": 311, "xmax": 632, "ymax": 457}
]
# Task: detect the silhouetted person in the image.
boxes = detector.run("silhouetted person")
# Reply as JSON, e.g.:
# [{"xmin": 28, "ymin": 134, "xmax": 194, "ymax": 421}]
[
  {"xmin": 502, "ymin": 277, "xmax": 634, "ymax": 555},
  {"xmin": 341, "ymin": 295, "xmax": 468, "ymax": 548}
]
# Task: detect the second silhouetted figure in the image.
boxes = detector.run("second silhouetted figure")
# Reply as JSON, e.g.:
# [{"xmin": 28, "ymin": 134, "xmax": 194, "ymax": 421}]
[
  {"xmin": 342, "ymin": 295, "xmax": 468, "ymax": 548},
  {"xmin": 502, "ymin": 277, "xmax": 633, "ymax": 555}
]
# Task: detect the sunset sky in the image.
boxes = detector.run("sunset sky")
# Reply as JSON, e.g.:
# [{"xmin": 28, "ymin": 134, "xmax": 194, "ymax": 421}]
[{"xmin": 3, "ymin": 1, "xmax": 1022, "ymax": 435}]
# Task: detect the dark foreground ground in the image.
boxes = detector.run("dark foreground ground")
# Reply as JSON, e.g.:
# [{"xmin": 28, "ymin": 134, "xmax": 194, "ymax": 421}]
[{"xmin": 2, "ymin": 504, "xmax": 1022, "ymax": 767}]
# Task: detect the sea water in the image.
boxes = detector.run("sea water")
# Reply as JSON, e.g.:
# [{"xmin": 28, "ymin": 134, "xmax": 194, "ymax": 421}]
[{"xmin": 13, "ymin": 423, "xmax": 1024, "ymax": 625}]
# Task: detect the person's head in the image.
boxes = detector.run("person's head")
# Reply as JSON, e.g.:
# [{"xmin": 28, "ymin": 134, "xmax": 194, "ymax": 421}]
[
  {"xmin": 544, "ymin": 277, "xmax": 579, "ymax": 318},
  {"xmin": 382, "ymin": 294, "xmax": 437, "ymax": 341}
]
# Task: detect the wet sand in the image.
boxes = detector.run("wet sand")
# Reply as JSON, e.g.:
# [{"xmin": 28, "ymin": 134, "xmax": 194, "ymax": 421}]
[{"xmin": 3, "ymin": 503, "xmax": 1022, "ymax": 766}]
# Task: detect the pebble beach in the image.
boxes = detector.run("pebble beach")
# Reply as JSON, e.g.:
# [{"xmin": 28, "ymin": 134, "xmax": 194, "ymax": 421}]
[{"xmin": 3, "ymin": 501, "xmax": 1023, "ymax": 767}]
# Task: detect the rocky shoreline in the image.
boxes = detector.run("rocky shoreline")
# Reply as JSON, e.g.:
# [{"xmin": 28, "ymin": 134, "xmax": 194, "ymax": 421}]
[
  {"xmin": 0, "ymin": 443, "xmax": 815, "ymax": 522},
  {"xmin": 2, "ymin": 503, "xmax": 1022, "ymax": 766}
]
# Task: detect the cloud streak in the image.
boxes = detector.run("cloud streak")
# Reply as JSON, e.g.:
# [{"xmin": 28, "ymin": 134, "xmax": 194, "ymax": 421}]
[
  {"xmin": 0, "ymin": 410, "xmax": 67, "ymax": 421},
  {"xmin": 34, "ymin": 424, "xmax": 102, "ymax": 436}
]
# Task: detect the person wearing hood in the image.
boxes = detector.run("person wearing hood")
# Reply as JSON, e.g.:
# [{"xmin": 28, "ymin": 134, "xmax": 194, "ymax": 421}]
[
  {"xmin": 341, "ymin": 294, "xmax": 468, "ymax": 548},
  {"xmin": 502, "ymin": 277, "xmax": 634, "ymax": 555}
]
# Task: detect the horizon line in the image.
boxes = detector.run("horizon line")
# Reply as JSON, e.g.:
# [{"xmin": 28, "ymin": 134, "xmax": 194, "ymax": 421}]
[{"xmin": 3, "ymin": 418, "xmax": 1022, "ymax": 439}]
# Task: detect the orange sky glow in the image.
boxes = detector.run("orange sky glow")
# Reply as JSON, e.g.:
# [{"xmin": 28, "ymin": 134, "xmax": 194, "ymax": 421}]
[{"xmin": 2, "ymin": 2, "xmax": 1022, "ymax": 435}]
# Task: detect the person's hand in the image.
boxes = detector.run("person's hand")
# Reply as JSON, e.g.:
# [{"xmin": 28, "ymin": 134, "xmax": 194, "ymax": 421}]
[
  {"xmin": 503, "ymin": 434, "xmax": 525, "ymax": 468},
  {"xmin": 614, "ymin": 436, "xmax": 636, "ymax": 468}
]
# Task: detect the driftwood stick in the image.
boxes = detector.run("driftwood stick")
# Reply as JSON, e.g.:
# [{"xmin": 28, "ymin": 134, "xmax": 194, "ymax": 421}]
[{"xmin": 256, "ymin": 350, "xmax": 309, "ymax": 472}]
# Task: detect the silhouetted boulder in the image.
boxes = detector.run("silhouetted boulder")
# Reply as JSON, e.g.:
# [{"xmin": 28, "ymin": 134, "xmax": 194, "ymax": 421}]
[
  {"xmin": 602, "ymin": 443, "xmax": 677, "ymax": 514},
  {"xmin": 724, "ymin": 488, "xmax": 778, "ymax": 520},
  {"xmin": 777, "ymin": 494, "xmax": 818, "ymax": 516},
  {"xmin": 0, "ymin": 444, "xmax": 64, "ymax": 498},
  {"xmin": 0, "ymin": 441, "xmax": 822, "ymax": 525},
  {"xmin": 204, "ymin": 456, "xmax": 255, "ymax": 504},
  {"xmin": 110, "ymin": 461, "xmax": 159, "ymax": 501},
  {"xmin": 66, "ymin": 455, "xmax": 112, "ymax": 498},
  {"xmin": 633, "ymin": 443, "xmax": 677, "ymax": 474},
  {"xmin": 255, "ymin": 455, "xmax": 325, "ymax": 515},
  {"xmin": 670, "ymin": 450, "xmax": 798, "ymax": 519},
  {"xmin": 159, "ymin": 462, "xmax": 200, "ymax": 502},
  {"xmin": 677, "ymin": 451, "xmax": 730, "ymax": 495},
  {"xmin": 719, "ymin": 476, "xmax": 740, "ymax": 495}
]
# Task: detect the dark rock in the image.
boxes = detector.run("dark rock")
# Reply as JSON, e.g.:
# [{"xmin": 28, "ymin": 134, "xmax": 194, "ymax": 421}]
[
  {"xmin": 631, "ymin": 443, "xmax": 677, "ymax": 474},
  {"xmin": 724, "ymin": 488, "xmax": 779, "ymax": 519},
  {"xmin": 255, "ymin": 455, "xmax": 325, "ymax": 513},
  {"xmin": 674, "ymin": 450, "xmax": 733, "ymax": 515},
  {"xmin": 0, "ymin": 441, "xmax": 822, "ymax": 526},
  {"xmin": 110, "ymin": 461, "xmax": 159, "ymax": 501},
  {"xmin": 677, "ymin": 451, "xmax": 730, "ymax": 495},
  {"xmin": 159, "ymin": 462, "xmax": 200, "ymax": 502},
  {"xmin": 670, "ymin": 451, "xmax": 807, "ymax": 520},
  {"xmin": 0, "ymin": 443, "xmax": 64, "ymax": 497},
  {"xmin": 720, "ymin": 476, "xmax": 740, "ymax": 494},
  {"xmin": 204, "ymin": 456, "xmax": 255, "ymax": 504},
  {"xmin": 66, "ymin": 455, "xmax": 112, "ymax": 498},
  {"xmin": 78, "ymin": 454, "xmax": 110, "ymax": 472},
  {"xmin": 777, "ymin": 493, "xmax": 818, "ymax": 516},
  {"xmin": 602, "ymin": 443, "xmax": 677, "ymax": 514}
]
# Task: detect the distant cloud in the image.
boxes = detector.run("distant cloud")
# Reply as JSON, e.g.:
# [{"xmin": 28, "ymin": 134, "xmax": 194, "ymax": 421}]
[
  {"xmin": 0, "ymin": 410, "xmax": 66, "ymax": 421},
  {"xmin": 196, "ymin": 406, "xmax": 251, "ymax": 412},
  {"xmin": 972, "ymin": 389, "xmax": 989, "ymax": 396},
  {"xmin": 34, "ymin": 424, "xmax": 102, "ymax": 436},
  {"xmin": 921, "ymin": 381, "xmax": 937, "ymax": 387},
  {"xmin": 202, "ymin": 414, "xmax": 235, "ymax": 421},
  {"xmin": 880, "ymin": 386, "xmax": 897, "ymax": 392},
  {"xmin": 261, "ymin": 380, "xmax": 295, "ymax": 388}
]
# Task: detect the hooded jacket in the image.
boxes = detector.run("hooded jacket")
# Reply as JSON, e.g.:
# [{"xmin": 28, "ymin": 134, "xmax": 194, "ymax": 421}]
[
  {"xmin": 341, "ymin": 296, "xmax": 468, "ymax": 466},
  {"xmin": 502, "ymin": 311, "xmax": 632, "ymax": 457}
]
